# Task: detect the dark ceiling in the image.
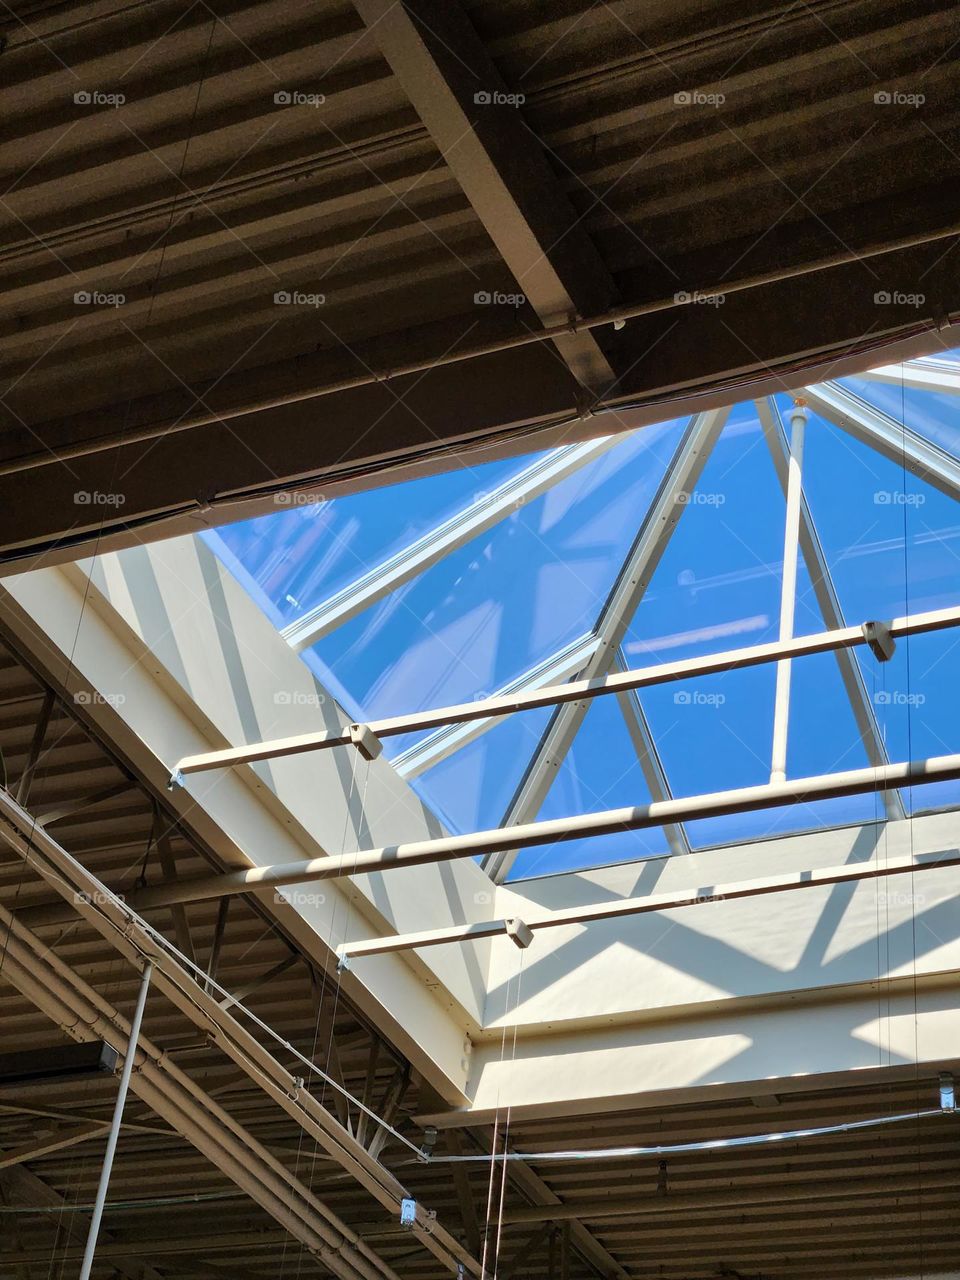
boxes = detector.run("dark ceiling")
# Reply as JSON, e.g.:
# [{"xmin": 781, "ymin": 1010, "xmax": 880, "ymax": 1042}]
[{"xmin": 1, "ymin": 0, "xmax": 959, "ymax": 567}]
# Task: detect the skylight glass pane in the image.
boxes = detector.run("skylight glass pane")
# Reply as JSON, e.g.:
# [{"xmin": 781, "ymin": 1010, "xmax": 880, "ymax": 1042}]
[{"xmin": 303, "ymin": 422, "xmax": 682, "ymax": 729}]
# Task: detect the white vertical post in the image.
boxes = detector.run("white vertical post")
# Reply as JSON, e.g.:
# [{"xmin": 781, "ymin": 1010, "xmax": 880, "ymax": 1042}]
[
  {"xmin": 770, "ymin": 399, "xmax": 808, "ymax": 783},
  {"xmin": 78, "ymin": 961, "xmax": 153, "ymax": 1280}
]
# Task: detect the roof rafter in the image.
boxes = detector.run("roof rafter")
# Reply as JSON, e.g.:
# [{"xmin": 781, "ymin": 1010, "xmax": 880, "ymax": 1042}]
[{"xmin": 351, "ymin": 0, "xmax": 618, "ymax": 391}]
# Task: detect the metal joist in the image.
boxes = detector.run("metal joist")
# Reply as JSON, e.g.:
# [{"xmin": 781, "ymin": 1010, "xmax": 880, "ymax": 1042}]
[
  {"xmin": 282, "ymin": 438, "xmax": 622, "ymax": 651},
  {"xmin": 484, "ymin": 406, "xmax": 730, "ymax": 881},
  {"xmin": 756, "ymin": 396, "xmax": 904, "ymax": 821},
  {"xmin": 351, "ymin": 0, "xmax": 617, "ymax": 390},
  {"xmin": 804, "ymin": 382, "xmax": 960, "ymax": 502}
]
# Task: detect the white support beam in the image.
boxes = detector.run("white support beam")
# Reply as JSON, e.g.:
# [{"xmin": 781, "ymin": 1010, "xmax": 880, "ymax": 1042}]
[
  {"xmin": 613, "ymin": 648, "xmax": 690, "ymax": 858},
  {"xmin": 141, "ymin": 749, "xmax": 960, "ymax": 907},
  {"xmin": 804, "ymin": 382, "xmax": 960, "ymax": 501},
  {"xmin": 756, "ymin": 397, "xmax": 903, "ymax": 820},
  {"xmin": 859, "ymin": 357, "xmax": 960, "ymax": 396},
  {"xmin": 769, "ymin": 400, "xmax": 807, "ymax": 784},
  {"xmin": 281, "ymin": 437, "xmax": 621, "ymax": 651},
  {"xmin": 485, "ymin": 407, "xmax": 730, "ymax": 880},
  {"xmin": 394, "ymin": 632, "xmax": 600, "ymax": 780},
  {"xmin": 169, "ymin": 601, "xmax": 960, "ymax": 785},
  {"xmin": 338, "ymin": 841, "xmax": 960, "ymax": 960}
]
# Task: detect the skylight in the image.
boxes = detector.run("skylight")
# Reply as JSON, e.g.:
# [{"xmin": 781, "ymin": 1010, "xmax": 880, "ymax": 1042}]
[{"xmin": 203, "ymin": 354, "xmax": 960, "ymax": 882}]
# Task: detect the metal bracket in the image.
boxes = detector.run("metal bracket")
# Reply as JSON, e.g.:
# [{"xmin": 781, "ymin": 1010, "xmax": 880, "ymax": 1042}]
[
  {"xmin": 399, "ymin": 1198, "xmax": 418, "ymax": 1229},
  {"xmin": 335, "ymin": 949, "xmax": 351, "ymax": 975},
  {"xmin": 862, "ymin": 620, "xmax": 896, "ymax": 662},
  {"xmin": 349, "ymin": 723, "xmax": 383, "ymax": 761},
  {"xmin": 167, "ymin": 769, "xmax": 184, "ymax": 790},
  {"xmin": 505, "ymin": 917, "xmax": 534, "ymax": 949}
]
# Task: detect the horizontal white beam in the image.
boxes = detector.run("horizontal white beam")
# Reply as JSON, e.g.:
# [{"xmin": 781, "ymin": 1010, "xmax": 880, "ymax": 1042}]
[
  {"xmin": 281, "ymin": 436, "xmax": 621, "ymax": 651},
  {"xmin": 859, "ymin": 357, "xmax": 960, "ymax": 396},
  {"xmin": 338, "ymin": 843, "xmax": 960, "ymax": 959},
  {"xmin": 170, "ymin": 603, "xmax": 960, "ymax": 785},
  {"xmin": 147, "ymin": 750, "xmax": 960, "ymax": 907}
]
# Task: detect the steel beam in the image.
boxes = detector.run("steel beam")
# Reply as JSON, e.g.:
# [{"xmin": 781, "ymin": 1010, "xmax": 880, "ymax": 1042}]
[
  {"xmin": 804, "ymin": 382, "xmax": 960, "ymax": 501},
  {"xmin": 337, "ymin": 840, "xmax": 960, "ymax": 960},
  {"xmin": 150, "ymin": 751, "xmax": 960, "ymax": 908},
  {"xmin": 0, "ymin": 1123, "xmax": 109, "ymax": 1170},
  {"xmin": 485, "ymin": 407, "xmax": 729, "ymax": 880},
  {"xmin": 168, "ymin": 602, "xmax": 960, "ymax": 788},
  {"xmin": 613, "ymin": 648, "xmax": 690, "ymax": 858},
  {"xmin": 282, "ymin": 440, "xmax": 621, "ymax": 651},
  {"xmin": 756, "ymin": 396, "xmax": 903, "ymax": 820},
  {"xmin": 351, "ymin": 0, "xmax": 617, "ymax": 390},
  {"xmin": 499, "ymin": 1171, "xmax": 960, "ymax": 1224},
  {"xmin": 393, "ymin": 633, "xmax": 600, "ymax": 781}
]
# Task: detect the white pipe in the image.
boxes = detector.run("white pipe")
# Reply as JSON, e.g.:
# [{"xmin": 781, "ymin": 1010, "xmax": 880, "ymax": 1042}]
[
  {"xmin": 771, "ymin": 400, "xmax": 808, "ymax": 782},
  {"xmin": 78, "ymin": 961, "xmax": 153, "ymax": 1280},
  {"xmin": 169, "ymin": 602, "xmax": 960, "ymax": 784},
  {"xmin": 148, "ymin": 750, "xmax": 960, "ymax": 907}
]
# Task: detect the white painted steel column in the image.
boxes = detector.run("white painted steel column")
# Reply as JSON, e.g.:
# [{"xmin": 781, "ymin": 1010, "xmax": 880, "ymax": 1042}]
[{"xmin": 770, "ymin": 400, "xmax": 808, "ymax": 783}]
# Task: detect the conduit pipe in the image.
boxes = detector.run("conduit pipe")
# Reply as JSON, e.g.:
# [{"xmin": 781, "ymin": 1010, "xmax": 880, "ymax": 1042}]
[
  {"xmin": 150, "ymin": 751, "xmax": 960, "ymax": 908},
  {"xmin": 169, "ymin": 602, "xmax": 960, "ymax": 785}
]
